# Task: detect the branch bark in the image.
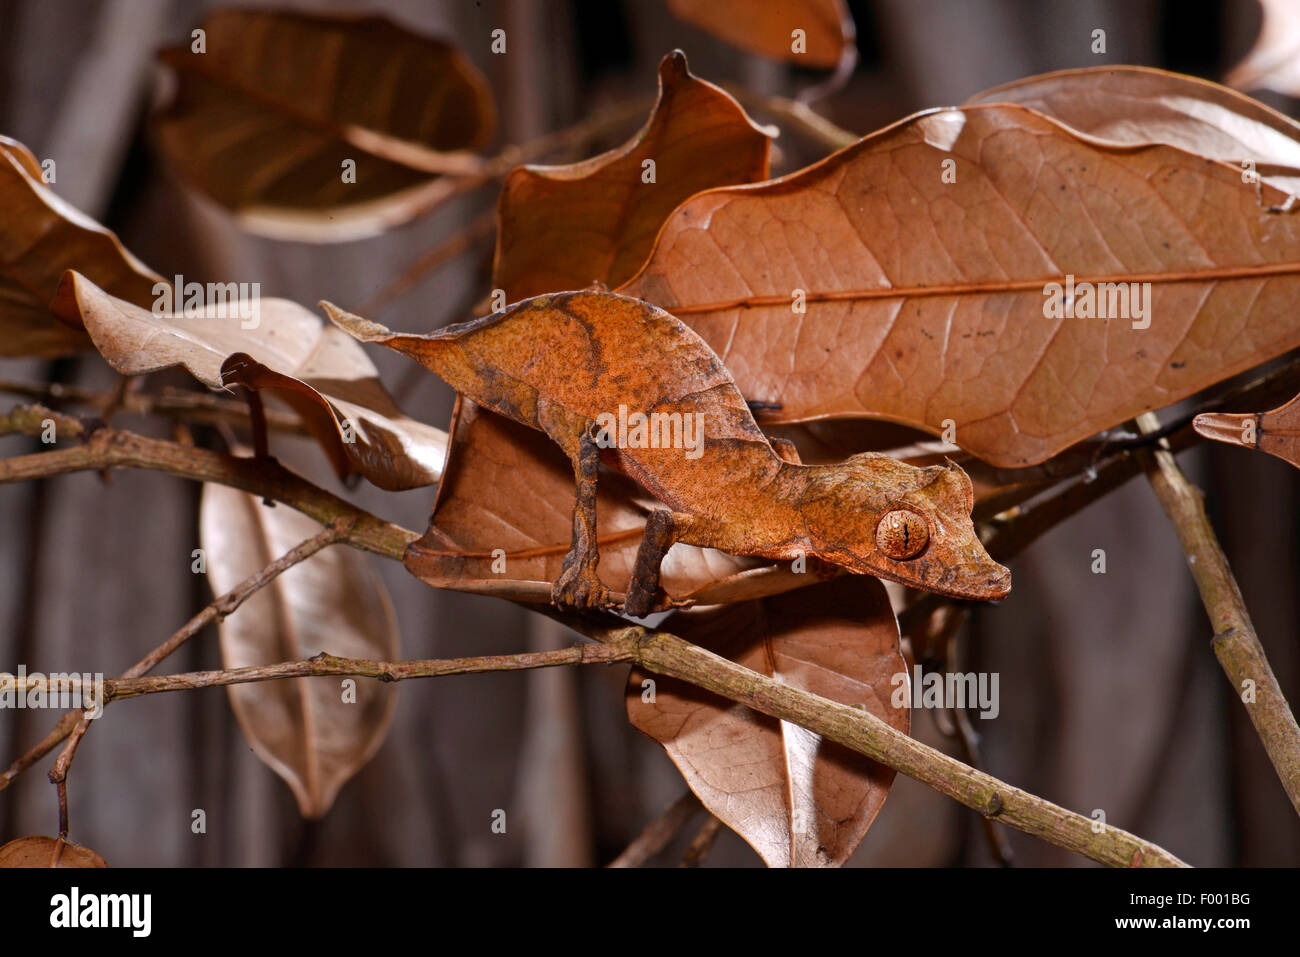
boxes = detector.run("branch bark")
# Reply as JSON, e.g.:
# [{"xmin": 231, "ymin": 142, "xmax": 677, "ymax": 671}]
[
  {"xmin": 607, "ymin": 791, "xmax": 701, "ymax": 868},
  {"xmin": 1135, "ymin": 412, "xmax": 1300, "ymax": 816}
]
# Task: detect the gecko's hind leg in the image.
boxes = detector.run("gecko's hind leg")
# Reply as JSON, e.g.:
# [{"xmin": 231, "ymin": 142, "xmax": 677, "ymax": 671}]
[
  {"xmin": 540, "ymin": 401, "xmax": 616, "ymax": 613},
  {"xmin": 624, "ymin": 509, "xmax": 691, "ymax": 618}
]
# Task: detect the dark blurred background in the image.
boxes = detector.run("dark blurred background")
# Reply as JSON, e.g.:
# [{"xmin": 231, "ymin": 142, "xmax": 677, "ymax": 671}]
[{"xmin": 1, "ymin": 0, "xmax": 1297, "ymax": 866}]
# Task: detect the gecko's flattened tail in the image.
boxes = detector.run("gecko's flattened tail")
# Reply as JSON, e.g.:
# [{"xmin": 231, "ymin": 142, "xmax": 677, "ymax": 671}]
[
  {"xmin": 319, "ymin": 300, "xmax": 399, "ymax": 342},
  {"xmin": 321, "ymin": 300, "xmax": 461, "ymax": 380}
]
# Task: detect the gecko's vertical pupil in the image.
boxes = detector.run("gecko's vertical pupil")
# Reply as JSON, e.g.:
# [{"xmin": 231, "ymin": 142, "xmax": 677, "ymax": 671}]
[{"xmin": 876, "ymin": 509, "xmax": 929, "ymax": 560}]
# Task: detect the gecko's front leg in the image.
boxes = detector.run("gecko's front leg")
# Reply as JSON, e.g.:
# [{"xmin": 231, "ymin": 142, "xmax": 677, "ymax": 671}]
[
  {"xmin": 541, "ymin": 404, "xmax": 616, "ymax": 613},
  {"xmin": 624, "ymin": 509, "xmax": 694, "ymax": 618}
]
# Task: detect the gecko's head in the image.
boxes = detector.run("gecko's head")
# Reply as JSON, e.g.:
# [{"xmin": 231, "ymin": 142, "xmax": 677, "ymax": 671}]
[{"xmin": 802, "ymin": 453, "xmax": 1010, "ymax": 602}]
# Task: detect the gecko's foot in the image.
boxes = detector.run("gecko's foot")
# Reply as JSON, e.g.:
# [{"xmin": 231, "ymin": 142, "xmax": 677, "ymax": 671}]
[
  {"xmin": 623, "ymin": 584, "xmax": 679, "ymax": 618},
  {"xmin": 551, "ymin": 563, "xmax": 616, "ymax": 613}
]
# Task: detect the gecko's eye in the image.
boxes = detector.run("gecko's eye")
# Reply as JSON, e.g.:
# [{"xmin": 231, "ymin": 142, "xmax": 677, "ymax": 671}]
[{"xmin": 876, "ymin": 509, "xmax": 929, "ymax": 560}]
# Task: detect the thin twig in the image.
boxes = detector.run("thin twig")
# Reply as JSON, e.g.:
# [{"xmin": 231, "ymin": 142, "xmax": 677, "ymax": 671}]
[
  {"xmin": 358, "ymin": 209, "xmax": 497, "ymax": 317},
  {"xmin": 1, "ymin": 521, "xmax": 351, "ymax": 792},
  {"xmin": 48, "ymin": 714, "xmax": 89, "ymax": 839},
  {"xmin": 354, "ymin": 94, "xmax": 656, "ymax": 311},
  {"xmin": 679, "ymin": 814, "xmax": 726, "ymax": 867},
  {"xmin": 727, "ymin": 87, "xmax": 858, "ymax": 152},
  {"xmin": 607, "ymin": 791, "xmax": 701, "ymax": 868},
  {"xmin": 101, "ymin": 644, "xmax": 634, "ymax": 701},
  {"xmin": 1135, "ymin": 411, "xmax": 1300, "ymax": 816},
  {"xmin": 0, "ymin": 378, "xmax": 306, "ymax": 434},
  {"xmin": 942, "ymin": 626, "xmax": 1015, "ymax": 866},
  {"xmin": 0, "ymin": 417, "xmax": 416, "ymax": 560}
]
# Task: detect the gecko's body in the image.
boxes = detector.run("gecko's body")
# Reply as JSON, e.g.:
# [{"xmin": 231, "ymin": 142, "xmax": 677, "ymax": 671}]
[{"xmin": 323, "ymin": 291, "xmax": 1010, "ymax": 611}]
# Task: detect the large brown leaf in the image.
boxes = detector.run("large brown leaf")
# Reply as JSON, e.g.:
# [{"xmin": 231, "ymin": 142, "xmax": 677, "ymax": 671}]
[
  {"xmin": 626, "ymin": 577, "xmax": 907, "ymax": 867},
  {"xmin": 1, "ymin": 136, "xmax": 162, "ymax": 357},
  {"xmin": 154, "ymin": 9, "xmax": 496, "ymax": 241},
  {"xmin": 666, "ymin": 0, "xmax": 854, "ymax": 71},
  {"xmin": 405, "ymin": 397, "xmax": 829, "ymax": 606},
  {"xmin": 1225, "ymin": 0, "xmax": 1300, "ymax": 97},
  {"xmin": 621, "ymin": 100, "xmax": 1300, "ymax": 467},
  {"xmin": 1194, "ymin": 387, "xmax": 1300, "ymax": 471},
  {"xmin": 200, "ymin": 483, "xmax": 399, "ymax": 818},
  {"xmin": 492, "ymin": 51, "xmax": 772, "ymax": 301},
  {"xmin": 967, "ymin": 65, "xmax": 1300, "ymax": 197},
  {"xmin": 55, "ymin": 271, "xmax": 445, "ymax": 490},
  {"xmin": 0, "ymin": 835, "xmax": 107, "ymax": 868}
]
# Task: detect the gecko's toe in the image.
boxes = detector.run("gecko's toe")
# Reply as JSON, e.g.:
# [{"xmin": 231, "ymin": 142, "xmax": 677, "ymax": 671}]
[{"xmin": 551, "ymin": 565, "xmax": 614, "ymax": 613}]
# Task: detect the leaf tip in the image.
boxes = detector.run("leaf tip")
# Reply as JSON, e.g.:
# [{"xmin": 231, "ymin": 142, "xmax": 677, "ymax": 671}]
[
  {"xmin": 49, "ymin": 269, "xmax": 87, "ymax": 326},
  {"xmin": 319, "ymin": 300, "xmax": 392, "ymax": 342},
  {"xmin": 659, "ymin": 49, "xmax": 691, "ymax": 83}
]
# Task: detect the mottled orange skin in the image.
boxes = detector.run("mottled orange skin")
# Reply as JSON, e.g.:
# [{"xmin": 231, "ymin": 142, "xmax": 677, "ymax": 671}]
[{"xmin": 323, "ymin": 291, "xmax": 1010, "ymax": 603}]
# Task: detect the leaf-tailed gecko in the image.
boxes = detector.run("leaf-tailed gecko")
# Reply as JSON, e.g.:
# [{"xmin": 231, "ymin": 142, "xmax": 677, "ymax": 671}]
[{"xmin": 321, "ymin": 291, "xmax": 1011, "ymax": 614}]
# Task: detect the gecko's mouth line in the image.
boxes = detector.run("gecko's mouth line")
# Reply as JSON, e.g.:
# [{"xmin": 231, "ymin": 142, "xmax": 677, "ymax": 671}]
[{"xmin": 888, "ymin": 563, "xmax": 1011, "ymax": 602}]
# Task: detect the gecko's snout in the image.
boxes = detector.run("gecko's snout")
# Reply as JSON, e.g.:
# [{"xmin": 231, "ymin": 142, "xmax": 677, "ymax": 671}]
[{"xmin": 975, "ymin": 560, "xmax": 1012, "ymax": 601}]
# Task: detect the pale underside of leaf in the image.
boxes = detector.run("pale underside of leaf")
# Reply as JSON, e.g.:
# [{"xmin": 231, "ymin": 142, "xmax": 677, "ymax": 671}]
[
  {"xmin": 1, "ymin": 137, "xmax": 162, "ymax": 357},
  {"xmin": 1224, "ymin": 0, "xmax": 1300, "ymax": 97},
  {"xmin": 200, "ymin": 484, "xmax": 399, "ymax": 818},
  {"xmin": 967, "ymin": 65, "xmax": 1300, "ymax": 196},
  {"xmin": 56, "ymin": 271, "xmax": 445, "ymax": 489},
  {"xmin": 626, "ymin": 577, "xmax": 907, "ymax": 867},
  {"xmin": 621, "ymin": 102, "xmax": 1300, "ymax": 467}
]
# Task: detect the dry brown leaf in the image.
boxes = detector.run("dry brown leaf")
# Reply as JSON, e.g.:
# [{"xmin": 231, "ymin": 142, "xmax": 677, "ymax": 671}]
[
  {"xmin": 626, "ymin": 577, "xmax": 906, "ymax": 867},
  {"xmin": 621, "ymin": 100, "xmax": 1300, "ymax": 467},
  {"xmin": 154, "ymin": 9, "xmax": 496, "ymax": 241},
  {"xmin": 967, "ymin": 65, "xmax": 1300, "ymax": 196},
  {"xmin": 55, "ymin": 271, "xmax": 445, "ymax": 490},
  {"xmin": 404, "ymin": 397, "xmax": 832, "ymax": 607},
  {"xmin": 667, "ymin": 0, "xmax": 854, "ymax": 71},
  {"xmin": 1194, "ymin": 389, "xmax": 1300, "ymax": 471},
  {"xmin": 200, "ymin": 483, "xmax": 399, "ymax": 818},
  {"xmin": 1, "ymin": 136, "xmax": 163, "ymax": 357},
  {"xmin": 1225, "ymin": 0, "xmax": 1300, "ymax": 97},
  {"xmin": 0, "ymin": 835, "xmax": 107, "ymax": 868},
  {"xmin": 492, "ymin": 51, "xmax": 772, "ymax": 301}
]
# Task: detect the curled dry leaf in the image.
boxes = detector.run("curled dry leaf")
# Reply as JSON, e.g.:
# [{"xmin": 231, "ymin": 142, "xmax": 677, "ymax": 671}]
[
  {"xmin": 200, "ymin": 483, "xmax": 399, "ymax": 818},
  {"xmin": 666, "ymin": 0, "xmax": 855, "ymax": 71},
  {"xmin": 627, "ymin": 577, "xmax": 907, "ymax": 867},
  {"xmin": 154, "ymin": 9, "xmax": 496, "ymax": 241},
  {"xmin": 492, "ymin": 50, "xmax": 772, "ymax": 301},
  {"xmin": 1194, "ymin": 388, "xmax": 1300, "ymax": 471},
  {"xmin": 1224, "ymin": 0, "xmax": 1300, "ymax": 97},
  {"xmin": 0, "ymin": 136, "xmax": 163, "ymax": 357},
  {"xmin": 55, "ymin": 271, "xmax": 445, "ymax": 490},
  {"xmin": 621, "ymin": 99, "xmax": 1300, "ymax": 467},
  {"xmin": 0, "ymin": 835, "xmax": 107, "ymax": 868},
  {"xmin": 967, "ymin": 65, "xmax": 1300, "ymax": 196},
  {"xmin": 404, "ymin": 396, "xmax": 833, "ymax": 607}
]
